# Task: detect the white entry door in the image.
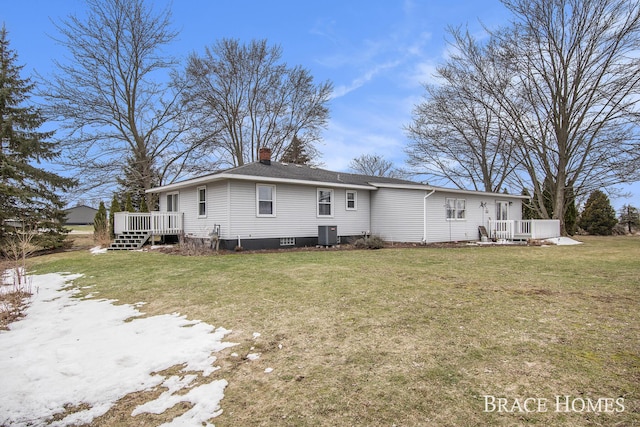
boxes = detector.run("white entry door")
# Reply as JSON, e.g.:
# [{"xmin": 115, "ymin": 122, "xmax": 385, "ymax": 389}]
[
  {"xmin": 496, "ymin": 201, "xmax": 509, "ymax": 220},
  {"xmin": 167, "ymin": 193, "xmax": 179, "ymax": 229}
]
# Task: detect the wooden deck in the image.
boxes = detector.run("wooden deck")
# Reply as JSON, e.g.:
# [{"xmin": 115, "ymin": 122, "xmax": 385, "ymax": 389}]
[
  {"xmin": 113, "ymin": 212, "xmax": 184, "ymax": 235},
  {"xmin": 488, "ymin": 219, "xmax": 560, "ymax": 241}
]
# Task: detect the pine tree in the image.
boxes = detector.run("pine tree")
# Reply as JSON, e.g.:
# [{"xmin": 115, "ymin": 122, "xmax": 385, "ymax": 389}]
[
  {"xmin": 521, "ymin": 188, "xmax": 539, "ymax": 220},
  {"xmin": 0, "ymin": 26, "xmax": 75, "ymax": 249},
  {"xmin": 109, "ymin": 194, "xmax": 121, "ymax": 239},
  {"xmin": 139, "ymin": 195, "xmax": 149, "ymax": 213},
  {"xmin": 578, "ymin": 190, "xmax": 618, "ymax": 235},
  {"xmin": 124, "ymin": 193, "xmax": 134, "ymax": 212},
  {"xmin": 93, "ymin": 201, "xmax": 108, "ymax": 243},
  {"xmin": 280, "ymin": 135, "xmax": 311, "ymax": 165},
  {"xmin": 564, "ymin": 186, "xmax": 578, "ymax": 236},
  {"xmin": 619, "ymin": 204, "xmax": 639, "ymax": 234}
]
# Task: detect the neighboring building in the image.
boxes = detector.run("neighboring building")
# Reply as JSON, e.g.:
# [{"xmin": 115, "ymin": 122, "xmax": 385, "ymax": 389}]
[
  {"xmin": 65, "ymin": 205, "xmax": 98, "ymax": 225},
  {"xmin": 110, "ymin": 148, "xmax": 560, "ymax": 250}
]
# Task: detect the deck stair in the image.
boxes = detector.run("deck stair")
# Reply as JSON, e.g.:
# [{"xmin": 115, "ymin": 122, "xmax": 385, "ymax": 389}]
[{"xmin": 108, "ymin": 231, "xmax": 151, "ymax": 250}]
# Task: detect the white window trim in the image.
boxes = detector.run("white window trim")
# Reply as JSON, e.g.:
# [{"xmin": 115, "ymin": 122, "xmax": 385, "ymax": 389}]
[
  {"xmin": 280, "ymin": 237, "xmax": 295, "ymax": 246},
  {"xmin": 446, "ymin": 197, "xmax": 466, "ymax": 221},
  {"xmin": 346, "ymin": 190, "xmax": 357, "ymax": 211},
  {"xmin": 317, "ymin": 188, "xmax": 334, "ymax": 217},
  {"xmin": 496, "ymin": 200, "xmax": 510, "ymax": 220},
  {"xmin": 166, "ymin": 192, "xmax": 179, "ymax": 212},
  {"xmin": 197, "ymin": 186, "xmax": 207, "ymax": 218},
  {"xmin": 256, "ymin": 184, "xmax": 276, "ymax": 217}
]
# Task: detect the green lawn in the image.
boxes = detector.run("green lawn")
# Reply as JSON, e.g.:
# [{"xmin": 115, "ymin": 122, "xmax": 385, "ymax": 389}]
[{"xmin": 29, "ymin": 236, "xmax": 640, "ymax": 426}]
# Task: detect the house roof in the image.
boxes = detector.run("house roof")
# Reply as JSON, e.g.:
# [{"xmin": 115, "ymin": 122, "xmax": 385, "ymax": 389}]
[
  {"xmin": 147, "ymin": 161, "xmax": 527, "ymax": 199},
  {"xmin": 226, "ymin": 161, "xmax": 417, "ymax": 186}
]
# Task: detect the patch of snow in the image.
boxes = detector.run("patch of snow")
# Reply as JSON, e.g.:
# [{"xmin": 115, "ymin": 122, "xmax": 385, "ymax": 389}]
[
  {"xmin": 264, "ymin": 367, "xmax": 274, "ymax": 374},
  {"xmin": 252, "ymin": 332, "xmax": 261, "ymax": 339},
  {"xmin": 0, "ymin": 273, "xmax": 236, "ymax": 427},
  {"xmin": 132, "ymin": 374, "xmax": 228, "ymax": 426},
  {"xmin": 1, "ymin": 268, "xmax": 27, "ymax": 287},
  {"xmin": 90, "ymin": 246, "xmax": 108, "ymax": 255},
  {"xmin": 543, "ymin": 237, "xmax": 583, "ymax": 246},
  {"xmin": 246, "ymin": 353, "xmax": 261, "ymax": 361}
]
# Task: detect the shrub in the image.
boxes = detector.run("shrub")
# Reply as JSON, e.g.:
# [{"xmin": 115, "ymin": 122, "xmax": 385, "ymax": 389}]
[{"xmin": 353, "ymin": 235, "xmax": 386, "ymax": 250}]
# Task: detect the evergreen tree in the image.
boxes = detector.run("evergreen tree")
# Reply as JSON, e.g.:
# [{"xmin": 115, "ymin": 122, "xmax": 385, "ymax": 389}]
[
  {"xmin": 578, "ymin": 190, "xmax": 618, "ymax": 235},
  {"xmin": 124, "ymin": 193, "xmax": 134, "ymax": 212},
  {"xmin": 521, "ymin": 188, "xmax": 539, "ymax": 220},
  {"xmin": 93, "ymin": 201, "xmax": 108, "ymax": 239},
  {"xmin": 116, "ymin": 153, "xmax": 160, "ymax": 211},
  {"xmin": 139, "ymin": 195, "xmax": 149, "ymax": 213},
  {"xmin": 564, "ymin": 187, "xmax": 578, "ymax": 236},
  {"xmin": 619, "ymin": 204, "xmax": 639, "ymax": 234},
  {"xmin": 0, "ymin": 27, "xmax": 75, "ymax": 249},
  {"xmin": 280, "ymin": 135, "xmax": 312, "ymax": 165},
  {"xmin": 109, "ymin": 194, "xmax": 121, "ymax": 238}
]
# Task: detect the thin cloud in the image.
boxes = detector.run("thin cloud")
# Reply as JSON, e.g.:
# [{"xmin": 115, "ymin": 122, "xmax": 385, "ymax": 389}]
[{"xmin": 331, "ymin": 60, "xmax": 401, "ymax": 99}]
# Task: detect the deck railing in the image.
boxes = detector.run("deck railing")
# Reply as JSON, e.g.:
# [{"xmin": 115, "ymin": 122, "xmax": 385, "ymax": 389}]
[
  {"xmin": 488, "ymin": 219, "xmax": 560, "ymax": 240},
  {"xmin": 114, "ymin": 212, "xmax": 183, "ymax": 235}
]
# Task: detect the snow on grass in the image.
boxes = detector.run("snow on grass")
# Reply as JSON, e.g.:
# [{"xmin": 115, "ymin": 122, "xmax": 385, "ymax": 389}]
[
  {"xmin": 90, "ymin": 246, "xmax": 108, "ymax": 255},
  {"xmin": 0, "ymin": 272, "xmax": 236, "ymax": 426},
  {"xmin": 544, "ymin": 237, "xmax": 583, "ymax": 245}
]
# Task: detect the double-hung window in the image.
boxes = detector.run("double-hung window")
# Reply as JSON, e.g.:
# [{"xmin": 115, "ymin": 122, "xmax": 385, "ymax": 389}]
[
  {"xmin": 446, "ymin": 198, "xmax": 466, "ymax": 220},
  {"xmin": 318, "ymin": 188, "xmax": 333, "ymax": 217},
  {"xmin": 257, "ymin": 184, "xmax": 276, "ymax": 217},
  {"xmin": 167, "ymin": 193, "xmax": 179, "ymax": 212},
  {"xmin": 346, "ymin": 190, "xmax": 357, "ymax": 210},
  {"xmin": 197, "ymin": 186, "xmax": 207, "ymax": 217}
]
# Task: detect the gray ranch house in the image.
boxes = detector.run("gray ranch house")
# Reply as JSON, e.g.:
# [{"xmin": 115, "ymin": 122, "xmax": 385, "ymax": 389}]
[{"xmin": 111, "ymin": 148, "xmax": 560, "ymax": 250}]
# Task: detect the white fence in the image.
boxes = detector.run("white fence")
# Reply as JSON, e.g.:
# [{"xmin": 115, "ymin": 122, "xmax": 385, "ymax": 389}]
[
  {"xmin": 488, "ymin": 219, "xmax": 560, "ymax": 240},
  {"xmin": 114, "ymin": 212, "xmax": 183, "ymax": 235}
]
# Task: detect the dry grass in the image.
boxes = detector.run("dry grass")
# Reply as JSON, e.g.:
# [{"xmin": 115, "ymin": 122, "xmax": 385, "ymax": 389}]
[
  {"xmin": 0, "ymin": 279, "xmax": 32, "ymax": 330},
  {"xmin": 26, "ymin": 236, "xmax": 640, "ymax": 426}
]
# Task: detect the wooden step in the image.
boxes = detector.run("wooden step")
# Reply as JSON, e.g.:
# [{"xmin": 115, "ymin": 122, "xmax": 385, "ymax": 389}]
[{"xmin": 107, "ymin": 232, "xmax": 151, "ymax": 250}]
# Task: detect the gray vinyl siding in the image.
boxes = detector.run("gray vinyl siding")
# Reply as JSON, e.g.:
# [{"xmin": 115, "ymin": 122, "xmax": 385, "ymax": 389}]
[
  {"xmin": 370, "ymin": 188, "xmax": 425, "ymax": 243},
  {"xmin": 159, "ymin": 180, "xmax": 371, "ymax": 241},
  {"xmin": 181, "ymin": 182, "xmax": 229, "ymax": 237},
  {"xmin": 227, "ymin": 181, "xmax": 370, "ymax": 240},
  {"xmin": 371, "ymin": 188, "xmax": 524, "ymax": 243},
  {"xmin": 157, "ymin": 180, "xmax": 523, "ymax": 244},
  {"xmin": 157, "ymin": 182, "xmax": 229, "ymax": 237}
]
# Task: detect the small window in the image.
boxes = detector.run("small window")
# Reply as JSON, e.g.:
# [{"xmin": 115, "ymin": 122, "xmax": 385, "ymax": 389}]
[
  {"xmin": 167, "ymin": 193, "xmax": 179, "ymax": 212},
  {"xmin": 318, "ymin": 188, "xmax": 333, "ymax": 217},
  {"xmin": 456, "ymin": 199, "xmax": 466, "ymax": 219},
  {"xmin": 280, "ymin": 237, "xmax": 295, "ymax": 246},
  {"xmin": 446, "ymin": 198, "xmax": 466, "ymax": 220},
  {"xmin": 257, "ymin": 184, "xmax": 276, "ymax": 217},
  {"xmin": 346, "ymin": 190, "xmax": 357, "ymax": 210},
  {"xmin": 197, "ymin": 186, "xmax": 206, "ymax": 217}
]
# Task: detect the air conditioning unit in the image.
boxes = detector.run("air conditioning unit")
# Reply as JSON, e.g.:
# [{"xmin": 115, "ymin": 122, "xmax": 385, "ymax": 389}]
[{"xmin": 318, "ymin": 225, "xmax": 338, "ymax": 246}]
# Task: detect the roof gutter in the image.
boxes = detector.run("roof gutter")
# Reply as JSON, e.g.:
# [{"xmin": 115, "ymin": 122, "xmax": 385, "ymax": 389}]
[{"xmin": 147, "ymin": 173, "xmax": 376, "ymax": 193}]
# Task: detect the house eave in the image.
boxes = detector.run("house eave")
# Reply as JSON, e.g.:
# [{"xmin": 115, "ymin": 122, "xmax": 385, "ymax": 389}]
[
  {"xmin": 147, "ymin": 173, "xmax": 376, "ymax": 193},
  {"xmin": 369, "ymin": 182, "xmax": 529, "ymax": 199}
]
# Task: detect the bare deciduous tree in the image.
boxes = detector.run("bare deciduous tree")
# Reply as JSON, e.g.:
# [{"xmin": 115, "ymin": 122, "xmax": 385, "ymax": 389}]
[
  {"xmin": 493, "ymin": 0, "xmax": 640, "ymax": 232},
  {"xmin": 181, "ymin": 38, "xmax": 333, "ymax": 167},
  {"xmin": 349, "ymin": 153, "xmax": 402, "ymax": 178},
  {"xmin": 408, "ymin": 0, "xmax": 640, "ymax": 234},
  {"xmin": 405, "ymin": 42, "xmax": 519, "ymax": 192},
  {"xmin": 42, "ymin": 0, "xmax": 203, "ymax": 207}
]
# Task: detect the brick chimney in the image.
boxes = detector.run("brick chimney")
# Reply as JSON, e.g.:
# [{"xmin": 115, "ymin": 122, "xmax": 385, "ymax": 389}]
[{"xmin": 259, "ymin": 147, "xmax": 272, "ymax": 165}]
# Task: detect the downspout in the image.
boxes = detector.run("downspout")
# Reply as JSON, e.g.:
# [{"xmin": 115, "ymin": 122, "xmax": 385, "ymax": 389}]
[{"xmin": 423, "ymin": 189, "xmax": 436, "ymax": 244}]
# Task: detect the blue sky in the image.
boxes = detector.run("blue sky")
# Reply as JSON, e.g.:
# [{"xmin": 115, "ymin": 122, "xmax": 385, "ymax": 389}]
[{"xmin": 2, "ymin": 0, "xmax": 638, "ymax": 209}]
